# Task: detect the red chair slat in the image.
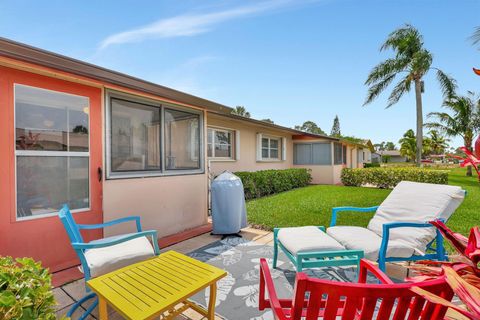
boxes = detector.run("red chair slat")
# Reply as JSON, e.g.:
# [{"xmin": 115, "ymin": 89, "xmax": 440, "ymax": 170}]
[{"xmin": 258, "ymin": 258, "xmax": 454, "ymax": 320}]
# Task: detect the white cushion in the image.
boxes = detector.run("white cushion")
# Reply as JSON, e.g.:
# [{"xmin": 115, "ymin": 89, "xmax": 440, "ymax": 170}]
[
  {"xmin": 278, "ymin": 226, "xmax": 345, "ymax": 255},
  {"xmin": 84, "ymin": 236, "xmax": 155, "ymax": 278},
  {"xmin": 367, "ymin": 181, "xmax": 465, "ymax": 254},
  {"xmin": 327, "ymin": 226, "xmax": 414, "ymax": 261}
]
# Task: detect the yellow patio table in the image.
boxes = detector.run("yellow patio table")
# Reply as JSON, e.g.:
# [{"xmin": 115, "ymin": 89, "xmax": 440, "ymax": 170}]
[{"xmin": 87, "ymin": 250, "xmax": 227, "ymax": 320}]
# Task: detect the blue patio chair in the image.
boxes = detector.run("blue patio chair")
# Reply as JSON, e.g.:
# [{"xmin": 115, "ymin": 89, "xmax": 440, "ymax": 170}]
[
  {"xmin": 58, "ymin": 204, "xmax": 160, "ymax": 320},
  {"xmin": 274, "ymin": 181, "xmax": 466, "ymax": 272}
]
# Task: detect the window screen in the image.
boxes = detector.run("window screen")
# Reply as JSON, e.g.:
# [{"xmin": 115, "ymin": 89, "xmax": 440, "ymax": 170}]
[
  {"xmin": 342, "ymin": 145, "xmax": 347, "ymax": 164},
  {"xmin": 294, "ymin": 143, "xmax": 332, "ymax": 165}
]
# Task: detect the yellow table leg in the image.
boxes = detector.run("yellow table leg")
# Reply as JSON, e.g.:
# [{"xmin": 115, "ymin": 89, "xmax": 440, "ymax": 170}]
[
  {"xmin": 99, "ymin": 296, "xmax": 109, "ymax": 320},
  {"xmin": 207, "ymin": 282, "xmax": 217, "ymax": 320}
]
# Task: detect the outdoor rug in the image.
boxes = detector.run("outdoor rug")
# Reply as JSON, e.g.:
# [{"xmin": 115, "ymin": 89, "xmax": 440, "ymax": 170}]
[{"xmin": 187, "ymin": 236, "xmax": 381, "ymax": 320}]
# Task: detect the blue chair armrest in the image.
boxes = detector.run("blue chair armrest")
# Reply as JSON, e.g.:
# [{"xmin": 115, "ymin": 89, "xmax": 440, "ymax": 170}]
[
  {"xmin": 378, "ymin": 222, "xmax": 441, "ymax": 268},
  {"xmin": 77, "ymin": 216, "xmax": 142, "ymax": 232},
  {"xmin": 330, "ymin": 206, "xmax": 379, "ymax": 227},
  {"xmin": 72, "ymin": 230, "xmax": 159, "ymax": 254}
]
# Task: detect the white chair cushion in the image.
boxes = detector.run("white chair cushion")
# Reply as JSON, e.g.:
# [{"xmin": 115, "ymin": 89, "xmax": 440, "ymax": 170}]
[
  {"xmin": 278, "ymin": 226, "xmax": 345, "ymax": 255},
  {"xmin": 327, "ymin": 226, "xmax": 414, "ymax": 261},
  {"xmin": 367, "ymin": 181, "xmax": 465, "ymax": 254},
  {"xmin": 84, "ymin": 236, "xmax": 155, "ymax": 278}
]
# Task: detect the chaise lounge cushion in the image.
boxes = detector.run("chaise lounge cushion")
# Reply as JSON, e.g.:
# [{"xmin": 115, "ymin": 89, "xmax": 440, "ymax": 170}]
[
  {"xmin": 326, "ymin": 226, "xmax": 414, "ymax": 261},
  {"xmin": 367, "ymin": 181, "xmax": 465, "ymax": 255},
  {"xmin": 84, "ymin": 235, "xmax": 155, "ymax": 278},
  {"xmin": 278, "ymin": 226, "xmax": 345, "ymax": 255}
]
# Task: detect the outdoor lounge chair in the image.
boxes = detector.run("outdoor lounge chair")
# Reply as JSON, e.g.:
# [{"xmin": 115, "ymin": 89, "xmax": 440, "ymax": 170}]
[
  {"xmin": 259, "ymin": 257, "xmax": 453, "ymax": 319},
  {"xmin": 274, "ymin": 181, "xmax": 465, "ymax": 272},
  {"xmin": 59, "ymin": 204, "xmax": 160, "ymax": 320}
]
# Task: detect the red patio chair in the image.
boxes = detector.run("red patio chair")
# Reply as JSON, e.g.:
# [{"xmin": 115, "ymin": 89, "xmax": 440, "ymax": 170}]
[{"xmin": 259, "ymin": 258, "xmax": 453, "ymax": 320}]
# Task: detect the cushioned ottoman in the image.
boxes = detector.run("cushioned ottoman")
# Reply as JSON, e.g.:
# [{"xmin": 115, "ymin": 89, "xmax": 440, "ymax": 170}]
[{"xmin": 273, "ymin": 226, "xmax": 364, "ymax": 272}]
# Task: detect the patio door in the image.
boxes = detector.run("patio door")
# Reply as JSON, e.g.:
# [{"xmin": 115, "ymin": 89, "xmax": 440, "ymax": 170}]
[{"xmin": 0, "ymin": 66, "xmax": 103, "ymax": 272}]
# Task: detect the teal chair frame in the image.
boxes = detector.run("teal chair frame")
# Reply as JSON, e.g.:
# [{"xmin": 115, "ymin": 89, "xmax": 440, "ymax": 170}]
[
  {"xmin": 58, "ymin": 204, "xmax": 160, "ymax": 320},
  {"xmin": 273, "ymin": 226, "xmax": 364, "ymax": 272},
  {"xmin": 330, "ymin": 206, "xmax": 448, "ymax": 271}
]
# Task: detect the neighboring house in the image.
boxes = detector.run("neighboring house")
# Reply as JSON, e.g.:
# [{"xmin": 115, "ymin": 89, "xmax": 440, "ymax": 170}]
[
  {"xmin": 378, "ymin": 150, "xmax": 408, "ymax": 163},
  {"xmin": 0, "ymin": 38, "xmax": 367, "ymax": 271}
]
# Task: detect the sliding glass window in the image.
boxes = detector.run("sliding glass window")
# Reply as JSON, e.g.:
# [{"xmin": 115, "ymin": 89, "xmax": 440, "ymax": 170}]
[{"xmin": 107, "ymin": 92, "xmax": 203, "ymax": 178}]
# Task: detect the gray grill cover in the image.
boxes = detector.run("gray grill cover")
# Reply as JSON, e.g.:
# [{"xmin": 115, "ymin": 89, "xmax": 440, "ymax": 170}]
[{"xmin": 211, "ymin": 171, "xmax": 247, "ymax": 234}]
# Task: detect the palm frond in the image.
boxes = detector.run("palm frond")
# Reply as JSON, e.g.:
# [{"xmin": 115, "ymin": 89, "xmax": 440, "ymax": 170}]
[
  {"xmin": 380, "ymin": 24, "xmax": 422, "ymax": 57},
  {"xmin": 411, "ymin": 49, "xmax": 433, "ymax": 76},
  {"xmin": 386, "ymin": 77, "xmax": 411, "ymax": 108},
  {"xmin": 365, "ymin": 58, "xmax": 408, "ymax": 85},
  {"xmin": 470, "ymin": 26, "xmax": 480, "ymax": 46},
  {"xmin": 363, "ymin": 74, "xmax": 396, "ymax": 106},
  {"xmin": 436, "ymin": 69, "xmax": 457, "ymax": 98}
]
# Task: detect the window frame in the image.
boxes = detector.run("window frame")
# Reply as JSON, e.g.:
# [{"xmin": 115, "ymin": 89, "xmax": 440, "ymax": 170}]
[
  {"xmin": 260, "ymin": 135, "xmax": 282, "ymax": 161},
  {"xmin": 14, "ymin": 83, "xmax": 91, "ymax": 221},
  {"xmin": 333, "ymin": 142, "xmax": 343, "ymax": 165},
  {"xmin": 207, "ymin": 126, "xmax": 235, "ymax": 160},
  {"xmin": 105, "ymin": 90, "xmax": 204, "ymax": 179}
]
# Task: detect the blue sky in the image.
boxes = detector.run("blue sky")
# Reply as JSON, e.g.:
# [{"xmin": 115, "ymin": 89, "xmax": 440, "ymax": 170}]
[{"xmin": 1, "ymin": 0, "xmax": 479, "ymax": 147}]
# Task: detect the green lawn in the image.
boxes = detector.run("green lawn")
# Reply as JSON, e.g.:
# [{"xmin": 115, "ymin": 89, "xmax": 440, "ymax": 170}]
[{"xmin": 246, "ymin": 167, "xmax": 478, "ymax": 237}]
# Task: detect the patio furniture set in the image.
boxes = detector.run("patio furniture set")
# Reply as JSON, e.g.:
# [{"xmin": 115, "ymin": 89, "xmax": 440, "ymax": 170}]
[{"xmin": 59, "ymin": 181, "xmax": 466, "ymax": 319}]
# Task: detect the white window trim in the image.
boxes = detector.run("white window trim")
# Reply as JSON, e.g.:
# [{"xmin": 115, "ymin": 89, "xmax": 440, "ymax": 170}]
[
  {"xmin": 257, "ymin": 134, "xmax": 284, "ymax": 162},
  {"xmin": 207, "ymin": 126, "xmax": 235, "ymax": 161},
  {"xmin": 105, "ymin": 90, "xmax": 204, "ymax": 179},
  {"xmin": 14, "ymin": 84, "xmax": 92, "ymax": 221}
]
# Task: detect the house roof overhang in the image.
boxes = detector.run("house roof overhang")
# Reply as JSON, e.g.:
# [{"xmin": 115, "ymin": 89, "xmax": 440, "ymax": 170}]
[
  {"xmin": 208, "ymin": 112, "xmax": 339, "ymax": 141},
  {"xmin": 0, "ymin": 37, "xmax": 232, "ymax": 114}
]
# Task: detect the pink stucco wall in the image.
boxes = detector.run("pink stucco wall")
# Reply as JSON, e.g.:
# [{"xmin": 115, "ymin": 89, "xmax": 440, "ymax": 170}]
[
  {"xmin": 207, "ymin": 114, "xmax": 293, "ymax": 175},
  {"xmin": 103, "ymin": 174, "xmax": 208, "ymax": 238}
]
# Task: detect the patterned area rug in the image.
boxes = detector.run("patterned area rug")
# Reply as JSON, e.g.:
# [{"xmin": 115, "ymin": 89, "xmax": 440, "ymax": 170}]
[{"xmin": 187, "ymin": 236, "xmax": 378, "ymax": 320}]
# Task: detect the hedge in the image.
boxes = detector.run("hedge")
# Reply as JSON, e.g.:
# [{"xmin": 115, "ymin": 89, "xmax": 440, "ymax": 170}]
[
  {"xmin": 341, "ymin": 167, "xmax": 448, "ymax": 188},
  {"xmin": 234, "ymin": 168, "xmax": 312, "ymax": 199},
  {"xmin": 364, "ymin": 162, "xmax": 381, "ymax": 168}
]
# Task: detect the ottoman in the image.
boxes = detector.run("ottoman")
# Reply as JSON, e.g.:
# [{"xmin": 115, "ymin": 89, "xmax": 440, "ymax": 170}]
[{"xmin": 273, "ymin": 226, "xmax": 364, "ymax": 272}]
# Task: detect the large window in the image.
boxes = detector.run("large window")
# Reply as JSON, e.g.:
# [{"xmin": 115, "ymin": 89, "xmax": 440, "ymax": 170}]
[
  {"xmin": 334, "ymin": 143, "xmax": 343, "ymax": 165},
  {"xmin": 293, "ymin": 142, "xmax": 332, "ymax": 165},
  {"xmin": 342, "ymin": 145, "xmax": 347, "ymax": 165},
  {"xmin": 261, "ymin": 137, "xmax": 280, "ymax": 160},
  {"xmin": 15, "ymin": 84, "xmax": 90, "ymax": 219},
  {"xmin": 107, "ymin": 92, "xmax": 203, "ymax": 178},
  {"xmin": 207, "ymin": 128, "xmax": 234, "ymax": 159}
]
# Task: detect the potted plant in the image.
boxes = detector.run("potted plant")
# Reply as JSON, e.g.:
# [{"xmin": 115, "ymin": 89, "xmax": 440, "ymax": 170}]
[
  {"xmin": 0, "ymin": 256, "xmax": 65, "ymax": 319},
  {"xmin": 409, "ymin": 220, "xmax": 480, "ymax": 319}
]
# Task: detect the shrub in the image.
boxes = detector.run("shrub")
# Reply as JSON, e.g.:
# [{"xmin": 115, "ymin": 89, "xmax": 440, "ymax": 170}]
[
  {"xmin": 0, "ymin": 256, "xmax": 61, "ymax": 320},
  {"xmin": 234, "ymin": 168, "xmax": 312, "ymax": 199},
  {"xmin": 341, "ymin": 167, "xmax": 448, "ymax": 188},
  {"xmin": 364, "ymin": 162, "xmax": 381, "ymax": 168}
]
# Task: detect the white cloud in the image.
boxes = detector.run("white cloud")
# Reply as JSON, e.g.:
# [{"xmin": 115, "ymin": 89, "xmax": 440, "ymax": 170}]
[{"xmin": 99, "ymin": 0, "xmax": 317, "ymax": 49}]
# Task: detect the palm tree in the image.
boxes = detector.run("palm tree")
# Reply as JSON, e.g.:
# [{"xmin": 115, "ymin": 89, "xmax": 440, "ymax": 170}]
[
  {"xmin": 427, "ymin": 130, "xmax": 449, "ymax": 155},
  {"xmin": 231, "ymin": 106, "xmax": 251, "ymax": 118},
  {"xmin": 399, "ymin": 129, "xmax": 417, "ymax": 162},
  {"xmin": 364, "ymin": 24, "xmax": 456, "ymax": 166},
  {"xmin": 426, "ymin": 91, "xmax": 480, "ymax": 176}
]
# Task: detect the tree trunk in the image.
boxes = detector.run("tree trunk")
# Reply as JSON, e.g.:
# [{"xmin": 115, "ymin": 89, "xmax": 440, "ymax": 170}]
[
  {"xmin": 465, "ymin": 137, "xmax": 473, "ymax": 177},
  {"xmin": 414, "ymin": 79, "xmax": 423, "ymax": 167}
]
